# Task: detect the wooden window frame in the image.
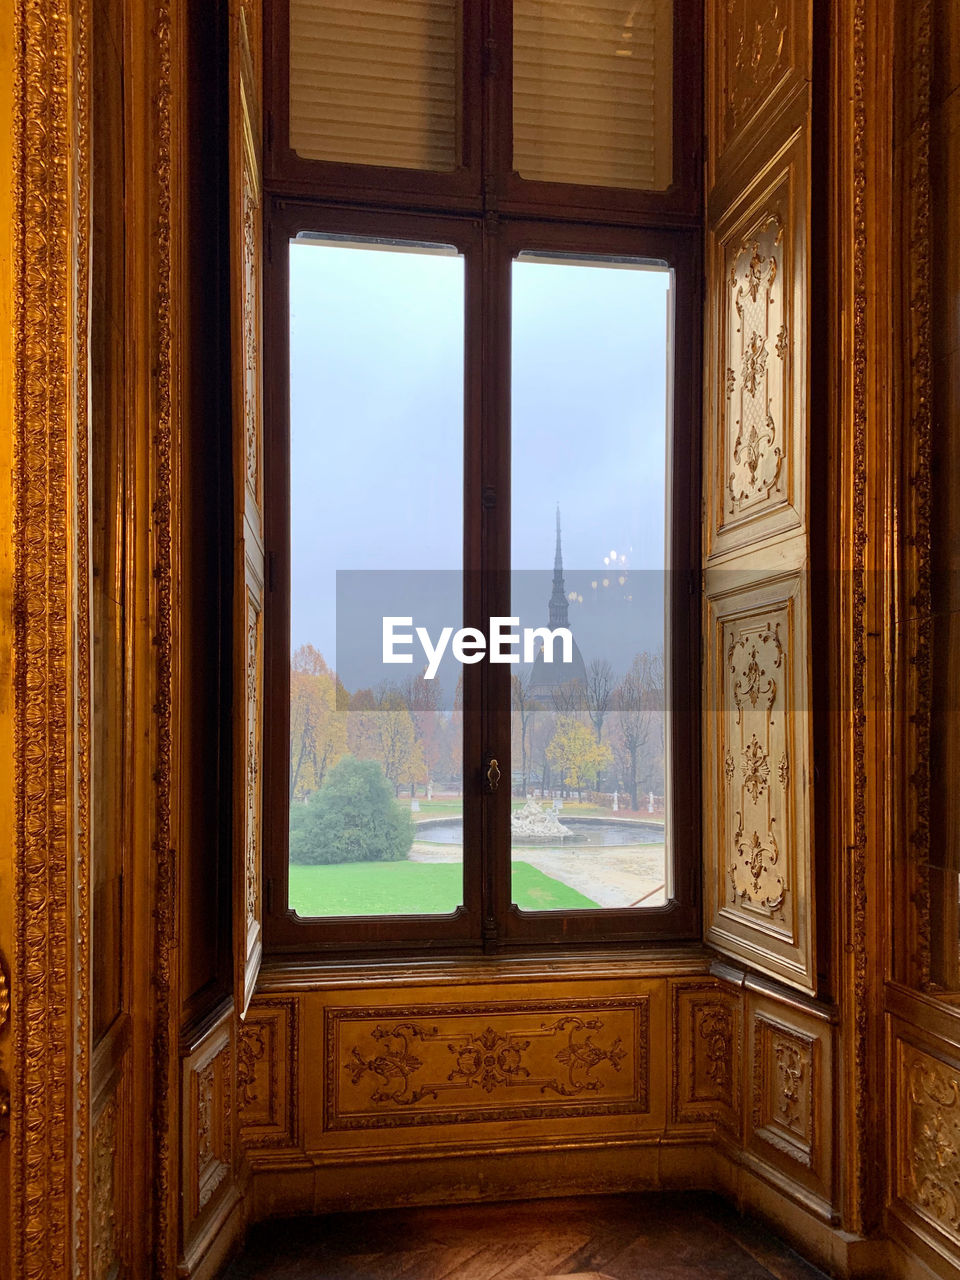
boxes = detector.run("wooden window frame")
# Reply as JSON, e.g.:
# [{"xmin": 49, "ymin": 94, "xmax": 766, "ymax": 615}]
[{"xmin": 261, "ymin": 0, "xmax": 702, "ymax": 958}]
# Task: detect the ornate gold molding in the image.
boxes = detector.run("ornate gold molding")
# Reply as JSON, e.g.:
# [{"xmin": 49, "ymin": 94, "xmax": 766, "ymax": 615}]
[{"xmin": 11, "ymin": 0, "xmax": 93, "ymax": 1273}]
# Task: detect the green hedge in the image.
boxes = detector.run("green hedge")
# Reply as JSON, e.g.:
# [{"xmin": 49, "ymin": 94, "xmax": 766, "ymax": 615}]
[{"xmin": 289, "ymin": 755, "xmax": 414, "ymax": 865}]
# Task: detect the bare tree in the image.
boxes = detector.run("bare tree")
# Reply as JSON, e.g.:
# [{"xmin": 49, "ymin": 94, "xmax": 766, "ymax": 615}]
[
  {"xmin": 612, "ymin": 651, "xmax": 659, "ymax": 810},
  {"xmin": 585, "ymin": 658, "xmax": 614, "ymax": 744},
  {"xmin": 511, "ymin": 669, "xmax": 538, "ymax": 797}
]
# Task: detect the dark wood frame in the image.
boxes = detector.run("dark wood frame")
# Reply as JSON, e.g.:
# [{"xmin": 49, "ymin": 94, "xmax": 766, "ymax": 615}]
[
  {"xmin": 264, "ymin": 0, "xmax": 703, "ymax": 226},
  {"xmin": 261, "ymin": 0, "xmax": 702, "ymax": 957}
]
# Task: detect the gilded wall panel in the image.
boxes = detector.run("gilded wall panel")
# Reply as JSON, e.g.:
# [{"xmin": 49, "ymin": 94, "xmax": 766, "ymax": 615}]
[
  {"xmin": 324, "ymin": 998, "xmax": 649, "ymax": 1132},
  {"xmin": 672, "ymin": 981, "xmax": 741, "ymax": 1132},
  {"xmin": 745, "ymin": 995, "xmax": 832, "ymax": 1203},
  {"xmin": 239, "ymin": 998, "xmax": 299, "ymax": 1150},
  {"xmin": 704, "ymin": 572, "xmax": 814, "ymax": 992},
  {"xmin": 91, "ymin": 1088, "xmax": 121, "ymax": 1280},
  {"xmin": 896, "ymin": 1039, "xmax": 960, "ymax": 1245},
  {"xmin": 181, "ymin": 1020, "xmax": 235, "ymax": 1242},
  {"xmin": 705, "ymin": 128, "xmax": 808, "ymax": 560},
  {"xmin": 707, "ymin": 0, "xmax": 810, "ymax": 188}
]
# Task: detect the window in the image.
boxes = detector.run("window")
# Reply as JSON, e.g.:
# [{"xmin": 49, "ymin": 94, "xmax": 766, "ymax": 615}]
[{"xmin": 262, "ymin": 0, "xmax": 701, "ymax": 954}]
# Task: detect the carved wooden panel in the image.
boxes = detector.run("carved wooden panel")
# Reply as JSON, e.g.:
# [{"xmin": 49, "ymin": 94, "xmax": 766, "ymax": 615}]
[
  {"xmin": 896, "ymin": 1039, "xmax": 960, "ymax": 1245},
  {"xmin": 707, "ymin": 0, "xmax": 810, "ymax": 189},
  {"xmin": 672, "ymin": 981, "xmax": 741, "ymax": 1132},
  {"xmin": 91, "ymin": 1087, "xmax": 121, "ymax": 1280},
  {"xmin": 324, "ymin": 998, "xmax": 649, "ymax": 1131},
  {"xmin": 181, "ymin": 1020, "xmax": 235, "ymax": 1240},
  {"xmin": 239, "ymin": 998, "xmax": 299, "ymax": 1150},
  {"xmin": 745, "ymin": 995, "xmax": 832, "ymax": 1202},
  {"xmin": 704, "ymin": 572, "xmax": 814, "ymax": 992},
  {"xmin": 231, "ymin": 0, "xmax": 265, "ymax": 1017},
  {"xmin": 705, "ymin": 127, "xmax": 808, "ymax": 560}
]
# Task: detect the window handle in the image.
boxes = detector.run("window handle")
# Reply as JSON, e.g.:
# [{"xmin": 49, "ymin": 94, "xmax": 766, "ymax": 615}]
[{"xmin": 486, "ymin": 757, "xmax": 501, "ymax": 793}]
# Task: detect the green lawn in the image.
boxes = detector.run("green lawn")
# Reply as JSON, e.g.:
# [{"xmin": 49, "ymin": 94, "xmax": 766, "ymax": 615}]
[{"xmin": 288, "ymin": 860, "xmax": 600, "ymax": 917}]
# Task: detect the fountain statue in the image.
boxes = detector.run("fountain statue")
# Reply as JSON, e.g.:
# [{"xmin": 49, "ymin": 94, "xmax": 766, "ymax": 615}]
[{"xmin": 511, "ymin": 796, "xmax": 572, "ymax": 842}]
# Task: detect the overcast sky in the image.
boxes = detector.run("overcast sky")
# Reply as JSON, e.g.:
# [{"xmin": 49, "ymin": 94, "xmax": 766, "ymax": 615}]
[{"xmin": 288, "ymin": 238, "xmax": 670, "ymax": 674}]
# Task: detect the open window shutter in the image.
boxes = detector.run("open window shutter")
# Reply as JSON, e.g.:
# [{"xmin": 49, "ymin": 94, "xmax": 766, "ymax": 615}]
[
  {"xmin": 702, "ymin": 1, "xmax": 815, "ymax": 992},
  {"xmin": 231, "ymin": 0, "xmax": 265, "ymax": 1016}
]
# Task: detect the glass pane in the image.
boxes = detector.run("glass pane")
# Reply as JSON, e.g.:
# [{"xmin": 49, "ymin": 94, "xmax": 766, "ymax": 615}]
[
  {"xmin": 513, "ymin": 0, "xmax": 674, "ymax": 191},
  {"xmin": 510, "ymin": 253, "xmax": 671, "ymax": 911},
  {"xmin": 288, "ymin": 235, "xmax": 464, "ymax": 917},
  {"xmin": 289, "ymin": 0, "xmax": 460, "ymax": 172}
]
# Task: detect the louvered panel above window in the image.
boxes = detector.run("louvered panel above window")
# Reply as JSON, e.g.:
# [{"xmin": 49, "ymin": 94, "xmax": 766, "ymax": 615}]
[
  {"xmin": 513, "ymin": 0, "xmax": 673, "ymax": 191},
  {"xmin": 289, "ymin": 0, "xmax": 461, "ymax": 171}
]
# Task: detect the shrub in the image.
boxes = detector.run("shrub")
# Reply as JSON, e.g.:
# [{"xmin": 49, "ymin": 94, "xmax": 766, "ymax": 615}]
[{"xmin": 288, "ymin": 755, "xmax": 414, "ymax": 865}]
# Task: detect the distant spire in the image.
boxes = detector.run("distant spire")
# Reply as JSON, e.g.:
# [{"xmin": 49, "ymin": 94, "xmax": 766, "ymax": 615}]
[{"xmin": 549, "ymin": 504, "xmax": 569, "ymax": 629}]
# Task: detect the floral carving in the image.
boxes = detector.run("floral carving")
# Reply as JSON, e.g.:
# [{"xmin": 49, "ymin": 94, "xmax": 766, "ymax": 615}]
[
  {"xmin": 740, "ymin": 332, "xmax": 768, "ymax": 396},
  {"xmin": 343, "ymin": 1011, "xmax": 632, "ymax": 1113},
  {"xmin": 776, "ymin": 322, "xmax": 789, "ymax": 359},
  {"xmin": 726, "ymin": 0, "xmax": 786, "ymax": 128},
  {"xmin": 724, "ymin": 751, "xmax": 735, "ymax": 781},
  {"xmin": 448, "ymin": 1027, "xmax": 531, "ymax": 1093},
  {"xmin": 775, "ymin": 1039, "xmax": 806, "ymax": 1131},
  {"xmin": 742, "ymin": 735, "xmax": 770, "ymax": 801},
  {"xmin": 726, "ymin": 214, "xmax": 785, "ymax": 515},
  {"xmin": 92, "ymin": 1098, "xmax": 118, "ymax": 1280},
  {"xmin": 726, "ymin": 367, "xmax": 737, "ymax": 398},
  {"xmin": 728, "ymin": 621, "xmax": 782, "ymax": 722},
  {"xmin": 245, "ymin": 603, "xmax": 261, "ymax": 925},
  {"xmin": 238, "ymin": 1023, "xmax": 267, "ymax": 1110},
  {"xmin": 0, "ymin": 956, "xmax": 9, "ymax": 1033},
  {"xmin": 540, "ymin": 1017, "xmax": 626, "ymax": 1097},
  {"xmin": 907, "ymin": 1053, "xmax": 960, "ymax": 1232},
  {"xmin": 778, "ymin": 753, "xmax": 790, "ymax": 788},
  {"xmin": 697, "ymin": 1006, "xmax": 734, "ymax": 1093},
  {"xmin": 732, "ymin": 817, "xmax": 784, "ymax": 911}
]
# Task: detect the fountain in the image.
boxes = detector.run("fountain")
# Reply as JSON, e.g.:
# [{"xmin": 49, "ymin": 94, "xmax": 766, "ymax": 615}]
[{"xmin": 511, "ymin": 796, "xmax": 572, "ymax": 842}]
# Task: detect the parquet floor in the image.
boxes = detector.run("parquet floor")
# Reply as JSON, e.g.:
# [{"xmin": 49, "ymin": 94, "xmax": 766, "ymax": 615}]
[{"xmin": 221, "ymin": 1192, "xmax": 832, "ymax": 1280}]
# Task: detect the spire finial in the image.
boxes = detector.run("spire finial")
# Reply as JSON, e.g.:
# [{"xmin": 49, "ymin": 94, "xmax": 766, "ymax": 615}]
[{"xmin": 549, "ymin": 505, "xmax": 569, "ymax": 628}]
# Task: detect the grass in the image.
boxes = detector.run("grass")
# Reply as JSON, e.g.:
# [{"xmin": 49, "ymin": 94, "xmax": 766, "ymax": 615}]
[{"xmin": 288, "ymin": 860, "xmax": 600, "ymax": 917}]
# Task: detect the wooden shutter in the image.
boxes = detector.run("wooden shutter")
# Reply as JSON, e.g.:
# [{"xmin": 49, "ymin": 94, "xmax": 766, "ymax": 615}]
[
  {"xmin": 702, "ymin": 0, "xmax": 815, "ymax": 991},
  {"xmin": 231, "ymin": 0, "xmax": 265, "ymax": 1016}
]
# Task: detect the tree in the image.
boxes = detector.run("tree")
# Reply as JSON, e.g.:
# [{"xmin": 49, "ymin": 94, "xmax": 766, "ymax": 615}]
[
  {"xmin": 611, "ymin": 649, "xmax": 665, "ymax": 810},
  {"xmin": 585, "ymin": 657, "xmax": 614, "ymax": 745},
  {"xmin": 511, "ymin": 669, "xmax": 538, "ymax": 796},
  {"xmin": 289, "ymin": 756, "xmax": 414, "ymax": 865},
  {"xmin": 289, "ymin": 646, "xmax": 346, "ymax": 801},
  {"xmin": 546, "ymin": 716, "xmax": 613, "ymax": 802},
  {"xmin": 346, "ymin": 684, "xmax": 426, "ymax": 796}
]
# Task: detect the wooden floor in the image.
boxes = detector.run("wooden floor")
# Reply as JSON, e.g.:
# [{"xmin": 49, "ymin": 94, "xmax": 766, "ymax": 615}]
[{"xmin": 221, "ymin": 1192, "xmax": 832, "ymax": 1280}]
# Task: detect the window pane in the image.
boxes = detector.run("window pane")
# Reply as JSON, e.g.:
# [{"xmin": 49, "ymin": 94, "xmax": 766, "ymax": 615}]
[
  {"xmin": 288, "ymin": 235, "xmax": 464, "ymax": 917},
  {"xmin": 510, "ymin": 253, "xmax": 671, "ymax": 911},
  {"xmin": 289, "ymin": 0, "xmax": 460, "ymax": 171},
  {"xmin": 513, "ymin": 0, "xmax": 673, "ymax": 190}
]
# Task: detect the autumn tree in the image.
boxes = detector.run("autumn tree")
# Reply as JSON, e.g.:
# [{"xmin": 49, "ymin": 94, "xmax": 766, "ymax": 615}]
[
  {"xmin": 546, "ymin": 716, "xmax": 613, "ymax": 802},
  {"xmin": 289, "ymin": 645, "xmax": 346, "ymax": 802},
  {"xmin": 347, "ymin": 684, "xmax": 426, "ymax": 796}
]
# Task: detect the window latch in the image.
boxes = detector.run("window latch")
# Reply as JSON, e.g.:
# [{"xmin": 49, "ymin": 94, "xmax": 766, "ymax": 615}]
[{"xmin": 485, "ymin": 757, "xmax": 501, "ymax": 793}]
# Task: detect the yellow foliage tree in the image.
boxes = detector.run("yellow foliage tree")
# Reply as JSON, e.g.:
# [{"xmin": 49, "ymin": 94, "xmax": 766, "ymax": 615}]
[
  {"xmin": 546, "ymin": 715, "xmax": 613, "ymax": 802},
  {"xmin": 289, "ymin": 646, "xmax": 347, "ymax": 801}
]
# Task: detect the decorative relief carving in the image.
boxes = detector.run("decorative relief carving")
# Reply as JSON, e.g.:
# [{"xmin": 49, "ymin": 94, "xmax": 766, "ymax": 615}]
[
  {"xmin": 905, "ymin": 1049, "xmax": 960, "ymax": 1234},
  {"xmin": 671, "ymin": 984, "xmax": 740, "ymax": 1128},
  {"xmin": 239, "ymin": 999, "xmax": 300, "ymax": 1150},
  {"xmin": 726, "ymin": 214, "xmax": 786, "ymax": 517},
  {"xmin": 725, "ymin": 0, "xmax": 786, "ymax": 131},
  {"xmin": 346, "ymin": 1018, "xmax": 627, "ymax": 1109},
  {"xmin": 752, "ymin": 1016, "xmax": 816, "ymax": 1168},
  {"xmin": 190, "ymin": 1039, "xmax": 233, "ymax": 1219},
  {"xmin": 245, "ymin": 594, "xmax": 262, "ymax": 928},
  {"xmin": 92, "ymin": 1097, "xmax": 119, "ymax": 1280},
  {"xmin": 0, "ymin": 1076, "xmax": 9, "ymax": 1141},
  {"xmin": 725, "ymin": 615, "xmax": 788, "ymax": 918},
  {"xmin": 0, "ymin": 954, "xmax": 9, "ymax": 1032},
  {"xmin": 326, "ymin": 999, "xmax": 648, "ymax": 1131},
  {"xmin": 241, "ymin": 156, "xmax": 261, "ymax": 506}
]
